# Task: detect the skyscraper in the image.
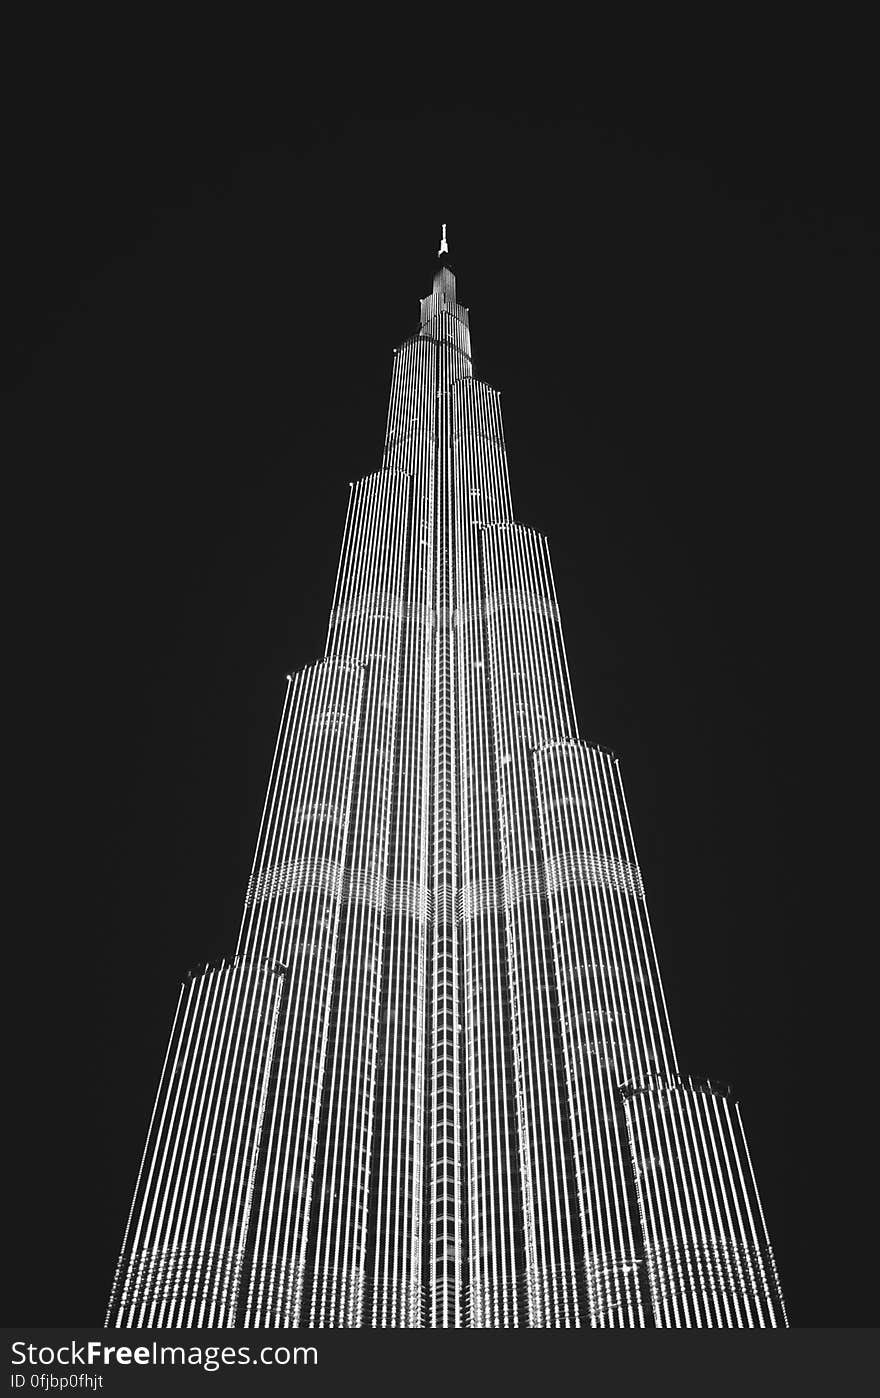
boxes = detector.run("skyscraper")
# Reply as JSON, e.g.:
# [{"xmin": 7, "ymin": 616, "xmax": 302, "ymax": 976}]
[{"xmin": 108, "ymin": 231, "xmax": 786, "ymax": 1330}]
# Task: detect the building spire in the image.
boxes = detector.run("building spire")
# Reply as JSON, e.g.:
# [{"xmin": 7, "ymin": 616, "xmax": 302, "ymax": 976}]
[{"xmin": 437, "ymin": 222, "xmax": 449, "ymax": 257}]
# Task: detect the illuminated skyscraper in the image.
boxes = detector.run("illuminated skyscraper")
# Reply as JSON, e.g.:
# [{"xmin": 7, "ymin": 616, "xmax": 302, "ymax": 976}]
[{"xmin": 108, "ymin": 232, "xmax": 786, "ymax": 1329}]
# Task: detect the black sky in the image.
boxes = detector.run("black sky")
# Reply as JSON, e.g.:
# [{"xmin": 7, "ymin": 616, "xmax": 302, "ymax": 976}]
[{"xmin": 4, "ymin": 29, "xmax": 876, "ymax": 1328}]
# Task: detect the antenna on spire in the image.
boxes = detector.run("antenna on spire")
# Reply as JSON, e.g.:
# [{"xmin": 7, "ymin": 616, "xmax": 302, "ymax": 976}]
[{"xmin": 438, "ymin": 223, "xmax": 449, "ymax": 257}]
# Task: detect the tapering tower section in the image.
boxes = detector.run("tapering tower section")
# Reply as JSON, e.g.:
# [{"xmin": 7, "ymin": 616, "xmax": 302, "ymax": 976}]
[{"xmin": 108, "ymin": 232, "xmax": 787, "ymax": 1329}]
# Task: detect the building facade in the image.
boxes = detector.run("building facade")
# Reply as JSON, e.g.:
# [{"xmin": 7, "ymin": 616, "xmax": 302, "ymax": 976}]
[{"xmin": 108, "ymin": 236, "xmax": 786, "ymax": 1329}]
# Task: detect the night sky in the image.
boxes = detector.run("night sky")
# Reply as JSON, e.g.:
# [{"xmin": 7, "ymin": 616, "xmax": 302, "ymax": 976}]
[{"xmin": 4, "ymin": 29, "xmax": 876, "ymax": 1329}]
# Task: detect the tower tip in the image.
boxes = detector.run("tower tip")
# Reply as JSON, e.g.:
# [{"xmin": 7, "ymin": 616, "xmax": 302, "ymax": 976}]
[{"xmin": 437, "ymin": 222, "xmax": 449, "ymax": 257}]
